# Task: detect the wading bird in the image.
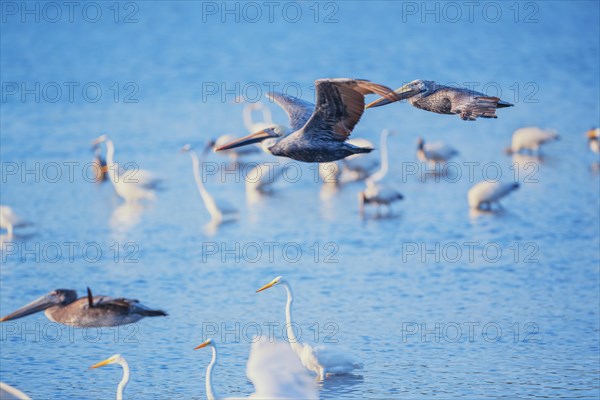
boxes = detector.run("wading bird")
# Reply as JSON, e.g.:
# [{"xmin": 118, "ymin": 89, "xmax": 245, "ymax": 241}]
[
  {"xmin": 215, "ymin": 79, "xmax": 401, "ymax": 162},
  {"xmin": 468, "ymin": 181, "xmax": 520, "ymax": 210},
  {"xmin": 0, "ymin": 288, "xmax": 167, "ymax": 327},
  {"xmin": 0, "ymin": 205, "xmax": 31, "ymax": 237},
  {"xmin": 587, "ymin": 128, "xmax": 599, "ymax": 153},
  {"xmin": 181, "ymin": 143, "xmax": 238, "ymax": 224},
  {"xmin": 505, "ymin": 127, "xmax": 559, "ymax": 154},
  {"xmin": 366, "ymin": 79, "xmax": 513, "ymax": 121},
  {"xmin": 90, "ymin": 354, "xmax": 130, "ymax": 400},
  {"xmin": 92, "ymin": 143, "xmax": 108, "ymax": 183},
  {"xmin": 417, "ymin": 137, "xmax": 458, "ymax": 166},
  {"xmin": 256, "ymin": 276, "xmax": 362, "ymax": 380},
  {"xmin": 195, "ymin": 338, "xmax": 317, "ymax": 400},
  {"xmin": 0, "ymin": 382, "xmax": 31, "ymax": 400},
  {"xmin": 92, "ymin": 135, "xmax": 160, "ymax": 203},
  {"xmin": 359, "ymin": 130, "xmax": 404, "ymax": 215}
]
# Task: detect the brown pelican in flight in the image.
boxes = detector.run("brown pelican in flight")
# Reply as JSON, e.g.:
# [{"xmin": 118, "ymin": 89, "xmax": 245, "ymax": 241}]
[
  {"xmin": 214, "ymin": 79, "xmax": 402, "ymax": 162},
  {"xmin": 366, "ymin": 79, "xmax": 513, "ymax": 121},
  {"xmin": 0, "ymin": 288, "xmax": 167, "ymax": 327}
]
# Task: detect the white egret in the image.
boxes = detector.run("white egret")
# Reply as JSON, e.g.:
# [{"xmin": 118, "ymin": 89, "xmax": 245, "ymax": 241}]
[
  {"xmin": 468, "ymin": 181, "xmax": 520, "ymax": 210},
  {"xmin": 587, "ymin": 128, "xmax": 599, "ymax": 153},
  {"xmin": 256, "ymin": 277, "xmax": 362, "ymax": 380},
  {"xmin": 92, "ymin": 135, "xmax": 159, "ymax": 203},
  {"xmin": 505, "ymin": 127, "xmax": 559, "ymax": 154},
  {"xmin": 0, "ymin": 205, "xmax": 31, "ymax": 237},
  {"xmin": 417, "ymin": 137, "xmax": 458, "ymax": 166},
  {"xmin": 341, "ymin": 138, "xmax": 379, "ymax": 180},
  {"xmin": 195, "ymin": 338, "xmax": 317, "ymax": 400},
  {"xmin": 90, "ymin": 354, "xmax": 130, "ymax": 400},
  {"xmin": 243, "ymin": 101, "xmax": 277, "ymax": 133},
  {"xmin": 181, "ymin": 143, "xmax": 238, "ymax": 224},
  {"xmin": 0, "ymin": 382, "xmax": 31, "ymax": 400},
  {"xmin": 359, "ymin": 130, "xmax": 404, "ymax": 215},
  {"xmin": 318, "ymin": 162, "xmax": 342, "ymax": 185}
]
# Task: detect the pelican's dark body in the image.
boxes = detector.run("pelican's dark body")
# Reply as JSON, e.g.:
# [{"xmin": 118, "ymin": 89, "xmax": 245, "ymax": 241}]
[
  {"xmin": 269, "ymin": 140, "xmax": 372, "ymax": 163},
  {"xmin": 0, "ymin": 289, "xmax": 167, "ymax": 328}
]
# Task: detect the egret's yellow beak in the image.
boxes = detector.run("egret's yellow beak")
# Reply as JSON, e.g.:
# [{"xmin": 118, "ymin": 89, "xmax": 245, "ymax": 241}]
[
  {"xmin": 587, "ymin": 129, "xmax": 599, "ymax": 139},
  {"xmin": 90, "ymin": 356, "xmax": 115, "ymax": 369},
  {"xmin": 194, "ymin": 340, "xmax": 211, "ymax": 350},
  {"xmin": 256, "ymin": 279, "xmax": 278, "ymax": 293}
]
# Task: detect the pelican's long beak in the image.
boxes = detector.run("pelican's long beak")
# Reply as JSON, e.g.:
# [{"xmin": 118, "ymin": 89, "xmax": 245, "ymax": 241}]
[
  {"xmin": 90, "ymin": 356, "xmax": 116, "ymax": 369},
  {"xmin": 256, "ymin": 279, "xmax": 278, "ymax": 293},
  {"xmin": 214, "ymin": 129, "xmax": 278, "ymax": 152},
  {"xmin": 366, "ymin": 84, "xmax": 421, "ymax": 109},
  {"xmin": 0, "ymin": 294, "xmax": 58, "ymax": 322},
  {"xmin": 194, "ymin": 339, "xmax": 212, "ymax": 350}
]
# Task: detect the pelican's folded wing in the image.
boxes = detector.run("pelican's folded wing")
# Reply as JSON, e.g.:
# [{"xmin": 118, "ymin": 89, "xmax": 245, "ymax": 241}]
[{"xmin": 267, "ymin": 92, "xmax": 315, "ymax": 132}]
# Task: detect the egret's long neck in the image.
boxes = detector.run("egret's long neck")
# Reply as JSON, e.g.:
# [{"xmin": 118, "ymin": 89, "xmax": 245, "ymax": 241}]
[
  {"xmin": 283, "ymin": 283, "xmax": 303, "ymax": 353},
  {"xmin": 117, "ymin": 359, "xmax": 130, "ymax": 400},
  {"xmin": 243, "ymin": 103, "xmax": 273, "ymax": 131},
  {"xmin": 258, "ymin": 103, "xmax": 273, "ymax": 125},
  {"xmin": 190, "ymin": 151, "xmax": 217, "ymax": 210},
  {"xmin": 105, "ymin": 140, "xmax": 119, "ymax": 183},
  {"xmin": 205, "ymin": 346, "xmax": 218, "ymax": 400}
]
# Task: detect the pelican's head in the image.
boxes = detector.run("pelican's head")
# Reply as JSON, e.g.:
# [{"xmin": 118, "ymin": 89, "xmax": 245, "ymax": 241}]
[
  {"xmin": 366, "ymin": 79, "xmax": 433, "ymax": 109},
  {"xmin": 194, "ymin": 338, "xmax": 215, "ymax": 350},
  {"xmin": 256, "ymin": 276, "xmax": 284, "ymax": 293},
  {"xmin": 0, "ymin": 289, "xmax": 77, "ymax": 322},
  {"xmin": 90, "ymin": 354, "xmax": 124, "ymax": 369},
  {"xmin": 214, "ymin": 128, "xmax": 282, "ymax": 153}
]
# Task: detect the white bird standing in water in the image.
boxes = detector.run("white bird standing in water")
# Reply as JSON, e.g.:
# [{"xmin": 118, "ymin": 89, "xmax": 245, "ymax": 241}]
[
  {"xmin": 468, "ymin": 181, "xmax": 520, "ymax": 210},
  {"xmin": 181, "ymin": 143, "xmax": 238, "ymax": 224},
  {"xmin": 587, "ymin": 128, "xmax": 599, "ymax": 153},
  {"xmin": 0, "ymin": 205, "xmax": 31, "ymax": 237},
  {"xmin": 318, "ymin": 138, "xmax": 379, "ymax": 185},
  {"xmin": 359, "ymin": 130, "xmax": 404, "ymax": 215},
  {"xmin": 90, "ymin": 354, "xmax": 130, "ymax": 400},
  {"xmin": 92, "ymin": 135, "xmax": 159, "ymax": 203},
  {"xmin": 505, "ymin": 127, "xmax": 559, "ymax": 154},
  {"xmin": 256, "ymin": 276, "xmax": 362, "ymax": 380},
  {"xmin": 195, "ymin": 338, "xmax": 317, "ymax": 400},
  {"xmin": 417, "ymin": 137, "xmax": 458, "ymax": 166}
]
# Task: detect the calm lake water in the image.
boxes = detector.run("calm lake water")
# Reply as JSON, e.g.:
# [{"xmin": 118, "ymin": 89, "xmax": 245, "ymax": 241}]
[{"xmin": 1, "ymin": 1, "xmax": 599, "ymax": 399}]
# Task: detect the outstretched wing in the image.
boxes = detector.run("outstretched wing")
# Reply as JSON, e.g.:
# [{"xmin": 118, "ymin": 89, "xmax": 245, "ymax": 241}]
[
  {"xmin": 456, "ymin": 96, "xmax": 504, "ymax": 120},
  {"xmin": 266, "ymin": 92, "xmax": 315, "ymax": 132},
  {"xmin": 302, "ymin": 79, "xmax": 400, "ymax": 142}
]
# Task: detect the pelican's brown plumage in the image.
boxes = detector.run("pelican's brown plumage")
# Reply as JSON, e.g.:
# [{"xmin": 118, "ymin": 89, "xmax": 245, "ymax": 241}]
[
  {"xmin": 366, "ymin": 79, "xmax": 513, "ymax": 121},
  {"xmin": 214, "ymin": 78, "xmax": 402, "ymax": 162},
  {"xmin": 0, "ymin": 288, "xmax": 167, "ymax": 327}
]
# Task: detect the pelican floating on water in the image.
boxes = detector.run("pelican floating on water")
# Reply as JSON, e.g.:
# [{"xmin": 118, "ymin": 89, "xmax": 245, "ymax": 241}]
[
  {"xmin": 92, "ymin": 135, "xmax": 160, "ymax": 203},
  {"xmin": 0, "ymin": 205, "xmax": 31, "ymax": 237},
  {"xmin": 417, "ymin": 137, "xmax": 459, "ymax": 166},
  {"xmin": 215, "ymin": 79, "xmax": 401, "ymax": 162},
  {"xmin": 366, "ymin": 79, "xmax": 513, "ymax": 121},
  {"xmin": 181, "ymin": 143, "xmax": 238, "ymax": 224},
  {"xmin": 0, "ymin": 288, "xmax": 167, "ymax": 327},
  {"xmin": 587, "ymin": 128, "xmax": 599, "ymax": 153},
  {"xmin": 468, "ymin": 181, "xmax": 520, "ymax": 210},
  {"xmin": 90, "ymin": 354, "xmax": 130, "ymax": 400},
  {"xmin": 257, "ymin": 276, "xmax": 362, "ymax": 380},
  {"xmin": 505, "ymin": 127, "xmax": 559, "ymax": 154}
]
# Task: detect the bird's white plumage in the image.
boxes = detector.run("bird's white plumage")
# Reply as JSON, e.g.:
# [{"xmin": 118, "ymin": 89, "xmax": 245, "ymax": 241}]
[
  {"xmin": 0, "ymin": 205, "xmax": 30, "ymax": 237},
  {"xmin": 342, "ymin": 138, "xmax": 378, "ymax": 179},
  {"xmin": 508, "ymin": 127, "xmax": 558, "ymax": 153},
  {"xmin": 257, "ymin": 277, "xmax": 362, "ymax": 380},
  {"xmin": 417, "ymin": 138, "xmax": 458, "ymax": 164},
  {"xmin": 183, "ymin": 144, "xmax": 238, "ymax": 224},
  {"xmin": 94, "ymin": 135, "xmax": 157, "ymax": 203},
  {"xmin": 468, "ymin": 181, "xmax": 520, "ymax": 209},
  {"xmin": 245, "ymin": 162, "xmax": 285, "ymax": 193},
  {"xmin": 587, "ymin": 128, "xmax": 599, "ymax": 153},
  {"xmin": 90, "ymin": 354, "xmax": 130, "ymax": 400},
  {"xmin": 0, "ymin": 382, "xmax": 32, "ymax": 400}
]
